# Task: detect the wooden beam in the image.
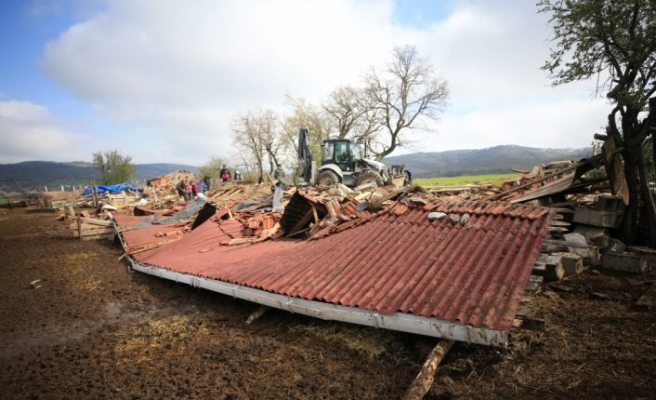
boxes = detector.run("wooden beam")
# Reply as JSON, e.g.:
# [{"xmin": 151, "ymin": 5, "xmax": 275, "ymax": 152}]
[
  {"xmin": 246, "ymin": 305, "xmax": 269, "ymax": 324},
  {"xmin": 488, "ymin": 155, "xmax": 602, "ymax": 201},
  {"xmin": 402, "ymin": 339, "xmax": 455, "ymax": 400}
]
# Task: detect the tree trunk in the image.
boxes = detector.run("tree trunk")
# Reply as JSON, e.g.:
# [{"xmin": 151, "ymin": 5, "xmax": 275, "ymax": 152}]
[
  {"xmin": 652, "ymin": 134, "xmax": 656, "ymax": 182},
  {"xmin": 622, "ymin": 147, "xmax": 641, "ymax": 245}
]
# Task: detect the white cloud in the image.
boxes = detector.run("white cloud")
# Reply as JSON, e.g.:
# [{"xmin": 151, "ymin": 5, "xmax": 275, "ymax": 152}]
[
  {"xmin": 25, "ymin": 0, "xmax": 613, "ymax": 165},
  {"xmin": 414, "ymin": 98, "xmax": 609, "ymax": 153},
  {"xmin": 0, "ymin": 101, "xmax": 93, "ymax": 163}
]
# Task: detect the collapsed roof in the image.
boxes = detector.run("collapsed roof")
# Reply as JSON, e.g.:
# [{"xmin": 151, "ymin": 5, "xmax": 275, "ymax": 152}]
[{"xmin": 115, "ymin": 186, "xmax": 553, "ymax": 347}]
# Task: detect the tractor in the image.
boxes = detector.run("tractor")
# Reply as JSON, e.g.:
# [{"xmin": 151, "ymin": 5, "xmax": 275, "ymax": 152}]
[{"xmin": 296, "ymin": 129, "xmax": 394, "ymax": 188}]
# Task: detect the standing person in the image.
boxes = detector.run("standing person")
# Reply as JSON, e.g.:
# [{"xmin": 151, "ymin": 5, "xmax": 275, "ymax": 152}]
[
  {"xmin": 219, "ymin": 165, "xmax": 231, "ymax": 182},
  {"xmin": 274, "ymin": 164, "xmax": 284, "ymax": 181},
  {"xmin": 191, "ymin": 181, "xmax": 199, "ymax": 198},
  {"xmin": 234, "ymin": 170, "xmax": 242, "ymax": 182},
  {"xmin": 197, "ymin": 179, "xmax": 206, "ymax": 194},
  {"xmin": 176, "ymin": 179, "xmax": 186, "ymax": 200},
  {"xmin": 184, "ymin": 180, "xmax": 193, "ymax": 202},
  {"xmin": 404, "ymin": 170, "xmax": 413, "ymax": 186},
  {"xmin": 202, "ymin": 175, "xmax": 211, "ymax": 190}
]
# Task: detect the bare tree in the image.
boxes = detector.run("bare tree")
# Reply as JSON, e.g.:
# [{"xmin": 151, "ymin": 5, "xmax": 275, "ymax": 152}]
[
  {"xmin": 258, "ymin": 109, "xmax": 284, "ymax": 174},
  {"xmin": 364, "ymin": 46, "xmax": 449, "ymax": 160},
  {"xmin": 231, "ymin": 109, "xmax": 285, "ymax": 181},
  {"xmin": 322, "ymin": 86, "xmax": 383, "ymax": 141},
  {"xmin": 231, "ymin": 111, "xmax": 265, "ymax": 182}
]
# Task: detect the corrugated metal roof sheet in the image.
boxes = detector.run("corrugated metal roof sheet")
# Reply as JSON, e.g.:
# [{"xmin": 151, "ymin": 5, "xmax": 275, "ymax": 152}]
[{"xmin": 119, "ymin": 200, "xmax": 551, "ymax": 333}]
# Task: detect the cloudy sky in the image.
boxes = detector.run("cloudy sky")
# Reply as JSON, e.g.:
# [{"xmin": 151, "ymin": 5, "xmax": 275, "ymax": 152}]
[{"xmin": 0, "ymin": 0, "xmax": 610, "ymax": 166}]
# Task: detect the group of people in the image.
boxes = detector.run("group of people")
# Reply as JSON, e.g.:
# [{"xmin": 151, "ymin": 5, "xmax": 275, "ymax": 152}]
[
  {"xmin": 219, "ymin": 165, "xmax": 242, "ymax": 182},
  {"xmin": 176, "ymin": 178, "xmax": 207, "ymax": 202}
]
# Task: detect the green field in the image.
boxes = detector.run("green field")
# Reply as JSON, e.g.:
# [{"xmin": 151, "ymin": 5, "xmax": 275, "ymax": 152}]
[{"xmin": 415, "ymin": 173, "xmax": 521, "ymax": 187}]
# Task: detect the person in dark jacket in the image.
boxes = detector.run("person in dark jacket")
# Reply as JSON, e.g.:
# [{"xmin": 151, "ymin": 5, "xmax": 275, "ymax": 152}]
[
  {"xmin": 176, "ymin": 179, "xmax": 186, "ymax": 200},
  {"xmin": 219, "ymin": 165, "xmax": 231, "ymax": 182},
  {"xmin": 404, "ymin": 170, "xmax": 413, "ymax": 186}
]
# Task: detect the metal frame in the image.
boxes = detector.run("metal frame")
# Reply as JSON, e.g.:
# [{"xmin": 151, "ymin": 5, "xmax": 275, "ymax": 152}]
[{"xmin": 127, "ymin": 258, "xmax": 509, "ymax": 347}]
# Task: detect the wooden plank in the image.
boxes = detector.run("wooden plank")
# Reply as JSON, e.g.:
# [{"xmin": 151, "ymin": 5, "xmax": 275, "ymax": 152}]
[
  {"xmin": 489, "ymin": 157, "xmax": 599, "ymax": 201},
  {"xmin": 79, "ymin": 217, "xmax": 113, "ymax": 226},
  {"xmin": 80, "ymin": 233, "xmax": 114, "ymax": 241},
  {"xmin": 604, "ymin": 133, "xmax": 629, "ymax": 204},
  {"xmin": 79, "ymin": 227, "xmax": 115, "ymax": 235}
]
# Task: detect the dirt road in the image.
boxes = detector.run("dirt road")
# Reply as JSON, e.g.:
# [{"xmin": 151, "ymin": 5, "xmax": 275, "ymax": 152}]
[{"xmin": 1, "ymin": 209, "xmax": 655, "ymax": 399}]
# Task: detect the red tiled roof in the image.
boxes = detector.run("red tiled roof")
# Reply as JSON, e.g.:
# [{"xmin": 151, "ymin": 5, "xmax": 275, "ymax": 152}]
[{"xmin": 119, "ymin": 200, "xmax": 552, "ymax": 333}]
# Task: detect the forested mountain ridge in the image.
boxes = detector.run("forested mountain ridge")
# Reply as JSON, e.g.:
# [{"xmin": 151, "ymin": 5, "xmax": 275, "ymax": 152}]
[{"xmin": 384, "ymin": 145, "xmax": 591, "ymax": 177}]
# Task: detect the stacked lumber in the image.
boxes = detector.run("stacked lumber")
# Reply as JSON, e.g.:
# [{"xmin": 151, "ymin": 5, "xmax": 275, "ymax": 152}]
[{"xmin": 64, "ymin": 207, "xmax": 116, "ymax": 241}]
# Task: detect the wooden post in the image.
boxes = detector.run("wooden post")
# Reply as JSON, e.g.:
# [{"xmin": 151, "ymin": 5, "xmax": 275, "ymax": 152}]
[
  {"xmin": 91, "ymin": 180, "xmax": 98, "ymax": 208},
  {"xmin": 152, "ymin": 182, "xmax": 159, "ymax": 208},
  {"xmin": 76, "ymin": 215, "xmax": 82, "ymax": 240},
  {"xmin": 402, "ymin": 339, "xmax": 455, "ymax": 400}
]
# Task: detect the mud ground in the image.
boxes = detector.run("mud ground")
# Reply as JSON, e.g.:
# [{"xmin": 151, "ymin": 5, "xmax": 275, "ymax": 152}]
[{"xmin": 1, "ymin": 208, "xmax": 655, "ymax": 399}]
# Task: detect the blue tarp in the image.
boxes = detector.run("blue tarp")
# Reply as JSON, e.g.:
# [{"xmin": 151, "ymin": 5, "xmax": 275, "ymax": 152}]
[{"xmin": 83, "ymin": 183, "xmax": 135, "ymax": 195}]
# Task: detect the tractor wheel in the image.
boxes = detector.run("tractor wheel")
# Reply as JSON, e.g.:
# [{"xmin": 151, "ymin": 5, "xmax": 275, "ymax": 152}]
[
  {"xmin": 356, "ymin": 170, "xmax": 384, "ymax": 187},
  {"xmin": 317, "ymin": 170, "xmax": 340, "ymax": 186}
]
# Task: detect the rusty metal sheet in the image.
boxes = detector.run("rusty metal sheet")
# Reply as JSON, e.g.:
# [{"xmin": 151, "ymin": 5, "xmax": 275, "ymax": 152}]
[{"xmin": 117, "ymin": 200, "xmax": 551, "ymax": 334}]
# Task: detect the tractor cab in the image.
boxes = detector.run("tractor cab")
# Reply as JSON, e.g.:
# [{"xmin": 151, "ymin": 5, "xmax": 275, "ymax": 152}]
[
  {"xmin": 321, "ymin": 139, "xmax": 363, "ymax": 172},
  {"xmin": 317, "ymin": 138, "xmax": 388, "ymax": 187}
]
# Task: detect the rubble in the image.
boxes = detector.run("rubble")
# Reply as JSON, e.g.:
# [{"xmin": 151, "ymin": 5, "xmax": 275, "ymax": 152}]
[
  {"xmin": 41, "ymin": 152, "xmax": 654, "ymax": 349},
  {"xmin": 601, "ymin": 252, "xmax": 648, "ymax": 274}
]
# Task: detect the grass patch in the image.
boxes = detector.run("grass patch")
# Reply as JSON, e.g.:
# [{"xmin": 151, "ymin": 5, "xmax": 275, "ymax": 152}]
[
  {"xmin": 114, "ymin": 313, "xmax": 210, "ymax": 364},
  {"xmin": 291, "ymin": 324, "xmax": 394, "ymax": 359},
  {"xmin": 415, "ymin": 173, "xmax": 521, "ymax": 187}
]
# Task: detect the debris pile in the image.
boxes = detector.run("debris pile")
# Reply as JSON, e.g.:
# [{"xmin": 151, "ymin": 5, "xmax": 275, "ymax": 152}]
[
  {"xmin": 54, "ymin": 151, "xmax": 653, "ymax": 269},
  {"xmin": 144, "ymin": 169, "xmax": 202, "ymax": 206}
]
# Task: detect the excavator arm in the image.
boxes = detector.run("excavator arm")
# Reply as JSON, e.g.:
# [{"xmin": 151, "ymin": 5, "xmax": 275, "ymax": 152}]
[{"xmin": 297, "ymin": 128, "xmax": 314, "ymax": 185}]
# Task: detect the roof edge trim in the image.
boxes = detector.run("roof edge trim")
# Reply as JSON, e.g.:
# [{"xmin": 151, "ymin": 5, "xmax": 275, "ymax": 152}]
[{"xmin": 127, "ymin": 259, "xmax": 508, "ymax": 347}]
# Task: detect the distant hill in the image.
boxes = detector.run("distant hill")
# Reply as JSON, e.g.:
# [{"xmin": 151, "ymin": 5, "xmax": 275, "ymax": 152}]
[
  {"xmin": 384, "ymin": 145, "xmax": 592, "ymax": 178},
  {"xmin": 0, "ymin": 161, "xmax": 199, "ymax": 191},
  {"xmin": 0, "ymin": 145, "xmax": 591, "ymax": 190}
]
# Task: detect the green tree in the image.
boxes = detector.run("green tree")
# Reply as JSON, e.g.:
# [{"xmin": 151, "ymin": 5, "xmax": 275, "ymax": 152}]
[
  {"xmin": 282, "ymin": 94, "xmax": 332, "ymax": 166},
  {"xmin": 199, "ymin": 156, "xmax": 230, "ymax": 179},
  {"xmin": 539, "ymin": 0, "xmax": 656, "ymax": 246},
  {"xmin": 92, "ymin": 150, "xmax": 135, "ymax": 185}
]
